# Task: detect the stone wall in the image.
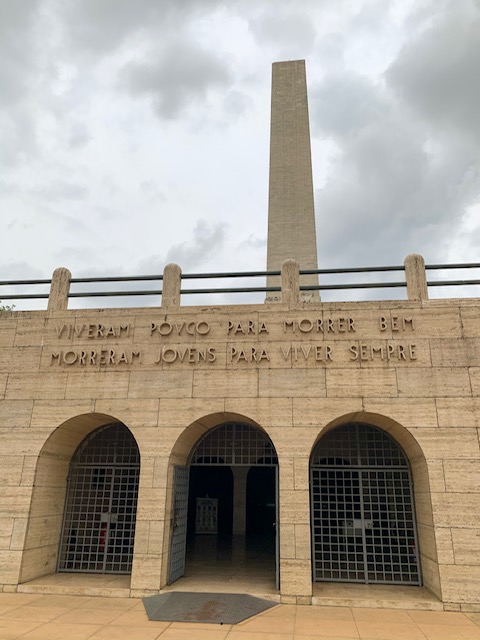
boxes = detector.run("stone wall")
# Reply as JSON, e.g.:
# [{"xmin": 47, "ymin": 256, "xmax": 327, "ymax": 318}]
[{"xmin": 0, "ymin": 261, "xmax": 479, "ymax": 610}]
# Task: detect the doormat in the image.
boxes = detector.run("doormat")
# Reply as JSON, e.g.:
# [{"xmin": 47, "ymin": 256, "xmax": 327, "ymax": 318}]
[{"xmin": 143, "ymin": 591, "xmax": 277, "ymax": 624}]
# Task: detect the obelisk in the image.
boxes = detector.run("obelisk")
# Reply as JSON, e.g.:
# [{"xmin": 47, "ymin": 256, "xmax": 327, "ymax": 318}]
[{"xmin": 266, "ymin": 60, "xmax": 320, "ymax": 301}]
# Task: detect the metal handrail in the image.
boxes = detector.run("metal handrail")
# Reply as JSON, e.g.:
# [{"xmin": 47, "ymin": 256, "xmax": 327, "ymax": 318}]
[{"xmin": 0, "ymin": 263, "xmax": 479, "ymax": 301}]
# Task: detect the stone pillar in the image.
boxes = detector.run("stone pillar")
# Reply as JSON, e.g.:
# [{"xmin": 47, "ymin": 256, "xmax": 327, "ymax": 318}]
[
  {"xmin": 232, "ymin": 466, "xmax": 249, "ymax": 535},
  {"xmin": 404, "ymin": 254, "xmax": 429, "ymax": 301},
  {"xmin": 279, "ymin": 457, "xmax": 313, "ymax": 604},
  {"xmin": 47, "ymin": 267, "xmax": 71, "ymax": 311},
  {"xmin": 161, "ymin": 263, "xmax": 181, "ymax": 308},
  {"xmin": 281, "ymin": 259, "xmax": 301, "ymax": 306},
  {"xmin": 266, "ymin": 60, "xmax": 319, "ymax": 302}
]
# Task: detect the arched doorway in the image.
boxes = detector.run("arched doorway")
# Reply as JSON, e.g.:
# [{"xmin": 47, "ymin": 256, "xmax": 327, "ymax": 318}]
[
  {"xmin": 310, "ymin": 423, "xmax": 421, "ymax": 585},
  {"xmin": 57, "ymin": 423, "xmax": 140, "ymax": 574},
  {"xmin": 169, "ymin": 422, "xmax": 279, "ymax": 587}
]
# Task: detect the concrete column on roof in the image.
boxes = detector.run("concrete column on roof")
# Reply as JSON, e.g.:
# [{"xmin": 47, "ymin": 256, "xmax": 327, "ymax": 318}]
[
  {"xmin": 404, "ymin": 254, "xmax": 429, "ymax": 301},
  {"xmin": 162, "ymin": 263, "xmax": 182, "ymax": 308},
  {"xmin": 47, "ymin": 267, "xmax": 71, "ymax": 311}
]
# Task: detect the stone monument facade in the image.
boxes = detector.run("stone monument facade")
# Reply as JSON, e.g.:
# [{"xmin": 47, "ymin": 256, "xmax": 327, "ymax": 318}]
[{"xmin": 0, "ymin": 62, "xmax": 479, "ymax": 612}]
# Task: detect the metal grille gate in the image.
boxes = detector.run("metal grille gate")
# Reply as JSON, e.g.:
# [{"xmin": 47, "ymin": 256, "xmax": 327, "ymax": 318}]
[
  {"xmin": 58, "ymin": 423, "xmax": 140, "ymax": 574},
  {"xmin": 310, "ymin": 423, "xmax": 420, "ymax": 585}
]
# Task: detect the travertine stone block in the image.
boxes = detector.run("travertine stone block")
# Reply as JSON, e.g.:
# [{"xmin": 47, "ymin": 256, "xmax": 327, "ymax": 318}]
[
  {"xmin": 94, "ymin": 398, "xmax": 159, "ymax": 427},
  {"xmin": 430, "ymin": 338, "xmax": 480, "ymax": 367},
  {"xmin": 451, "ymin": 529, "xmax": 480, "ymax": 565},
  {"xmin": 0, "ymin": 319, "xmax": 16, "ymax": 347},
  {"xmin": 0, "ymin": 487, "xmax": 33, "ymax": 517},
  {"xmin": 9, "ymin": 519, "xmax": 27, "ymax": 550},
  {"xmin": 279, "ymin": 489, "xmax": 310, "ymax": 525},
  {"xmin": 0, "ymin": 550, "xmax": 22, "ymax": 584},
  {"xmin": 417, "ymin": 523, "xmax": 438, "ymax": 562},
  {"xmin": 66, "ymin": 371, "xmax": 130, "ymax": 399},
  {"xmin": 411, "ymin": 429, "xmax": 480, "ymax": 459},
  {"xmin": 134, "ymin": 428, "xmax": 179, "ymax": 458},
  {"xmin": 193, "ymin": 370, "xmax": 258, "ymax": 398},
  {"xmin": 294, "ymin": 524, "xmax": 311, "ymax": 560},
  {"xmin": 279, "ymin": 457, "xmax": 294, "ymax": 490},
  {"xmin": 444, "ymin": 459, "xmax": 480, "ymax": 492},
  {"xmin": 431, "ymin": 493, "xmax": 480, "ymax": 527},
  {"xmin": 363, "ymin": 398, "xmax": 438, "ymax": 428},
  {"xmin": 148, "ymin": 520, "xmax": 165, "ymax": 555},
  {"xmin": 153, "ymin": 457, "xmax": 169, "ymax": 489},
  {"xmin": 0, "ymin": 347, "xmax": 41, "ymax": 372},
  {"xmin": 414, "ymin": 459, "xmax": 446, "ymax": 493},
  {"xmin": 294, "ymin": 457, "xmax": 310, "ymax": 490},
  {"xmin": 12, "ymin": 318, "xmax": 46, "ymax": 347},
  {"xmin": 129, "ymin": 371, "xmax": 193, "ymax": 398},
  {"xmin": 435, "ymin": 528, "xmax": 455, "ymax": 564},
  {"xmin": 279, "ymin": 559, "xmax": 312, "ymax": 597},
  {"xmin": 461, "ymin": 307, "xmax": 480, "ymax": 337},
  {"xmin": 0, "ymin": 520, "xmax": 13, "ymax": 549},
  {"xmin": 5, "ymin": 373, "xmax": 68, "ymax": 400},
  {"xmin": 131, "ymin": 554, "xmax": 162, "ymax": 591},
  {"xmin": 0, "ymin": 400, "xmax": 33, "ymax": 427},
  {"xmin": 0, "ymin": 457, "xmax": 24, "ymax": 486},
  {"xmin": 225, "ymin": 397, "xmax": 293, "ymax": 427},
  {"xmin": 158, "ymin": 398, "xmax": 225, "ymax": 427},
  {"xmin": 292, "ymin": 397, "xmax": 363, "ymax": 427},
  {"xmin": 439, "ymin": 564, "xmax": 480, "ymax": 603},
  {"xmin": 279, "ymin": 524, "xmax": 295, "ymax": 558},
  {"xmin": 436, "ymin": 398, "xmax": 480, "ymax": 427},
  {"xmin": 421, "ymin": 554, "xmax": 442, "ymax": 600},
  {"xmin": 470, "ymin": 368, "xmax": 480, "ymax": 396},
  {"xmin": 326, "ymin": 368, "xmax": 397, "ymax": 397},
  {"xmin": 133, "ymin": 521, "xmax": 149, "ymax": 555},
  {"xmin": 30, "ymin": 400, "xmax": 94, "ymax": 427},
  {"xmin": 259, "ymin": 369, "xmax": 325, "ymax": 398},
  {"xmin": 20, "ymin": 545, "xmax": 58, "ymax": 582},
  {"xmin": 270, "ymin": 427, "xmax": 318, "ymax": 458},
  {"xmin": 397, "ymin": 368, "xmax": 471, "ymax": 397},
  {"xmin": 0, "ymin": 374, "xmax": 6, "ymax": 397}
]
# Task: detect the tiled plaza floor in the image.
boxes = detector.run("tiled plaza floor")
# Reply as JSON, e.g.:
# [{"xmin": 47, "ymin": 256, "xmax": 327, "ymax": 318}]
[{"xmin": 1, "ymin": 592, "xmax": 480, "ymax": 640}]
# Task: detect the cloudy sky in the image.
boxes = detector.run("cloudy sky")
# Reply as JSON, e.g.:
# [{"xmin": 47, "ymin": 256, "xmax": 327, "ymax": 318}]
[{"xmin": 1, "ymin": 0, "xmax": 479, "ymax": 308}]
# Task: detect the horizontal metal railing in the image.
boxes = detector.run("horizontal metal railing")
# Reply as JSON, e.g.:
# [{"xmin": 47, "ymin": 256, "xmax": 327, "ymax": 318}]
[{"xmin": 0, "ymin": 263, "xmax": 479, "ymax": 304}]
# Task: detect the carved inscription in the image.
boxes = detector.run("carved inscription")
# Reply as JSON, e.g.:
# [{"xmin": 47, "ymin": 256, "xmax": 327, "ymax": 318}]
[
  {"xmin": 56, "ymin": 323, "xmax": 130, "ymax": 339},
  {"xmin": 155, "ymin": 347, "xmax": 216, "ymax": 363},
  {"xmin": 50, "ymin": 314, "xmax": 421, "ymax": 367},
  {"xmin": 51, "ymin": 349, "xmax": 140, "ymax": 365},
  {"xmin": 284, "ymin": 317, "xmax": 355, "ymax": 333},
  {"xmin": 349, "ymin": 343, "xmax": 417, "ymax": 361}
]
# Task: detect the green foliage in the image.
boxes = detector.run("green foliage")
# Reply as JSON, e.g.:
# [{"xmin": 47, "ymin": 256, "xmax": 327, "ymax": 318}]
[{"xmin": 0, "ymin": 301, "xmax": 15, "ymax": 312}]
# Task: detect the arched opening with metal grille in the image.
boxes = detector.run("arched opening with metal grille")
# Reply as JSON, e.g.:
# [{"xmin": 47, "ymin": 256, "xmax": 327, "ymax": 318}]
[
  {"xmin": 310, "ymin": 423, "xmax": 421, "ymax": 585},
  {"xmin": 57, "ymin": 423, "xmax": 140, "ymax": 574},
  {"xmin": 168, "ymin": 421, "xmax": 279, "ymax": 589}
]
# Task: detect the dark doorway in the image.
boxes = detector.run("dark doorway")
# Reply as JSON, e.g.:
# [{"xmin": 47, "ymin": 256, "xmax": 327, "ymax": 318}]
[
  {"xmin": 246, "ymin": 467, "xmax": 276, "ymax": 536},
  {"xmin": 187, "ymin": 466, "xmax": 234, "ymax": 536}
]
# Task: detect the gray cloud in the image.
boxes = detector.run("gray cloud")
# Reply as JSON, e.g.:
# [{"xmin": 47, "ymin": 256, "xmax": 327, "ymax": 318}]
[
  {"xmin": 120, "ymin": 40, "xmax": 231, "ymax": 119},
  {"xmin": 311, "ymin": 1, "xmax": 480, "ymax": 268},
  {"xmin": 387, "ymin": 1, "xmax": 480, "ymax": 142},
  {"xmin": 136, "ymin": 220, "xmax": 227, "ymax": 274},
  {"xmin": 61, "ymin": 0, "xmax": 223, "ymax": 56}
]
